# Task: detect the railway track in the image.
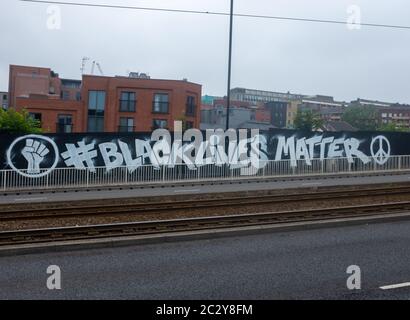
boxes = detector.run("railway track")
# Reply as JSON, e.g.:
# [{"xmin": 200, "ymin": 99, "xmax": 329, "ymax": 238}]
[
  {"xmin": 1, "ymin": 201, "xmax": 410, "ymax": 246},
  {"xmin": 2, "ymin": 184, "xmax": 410, "ymax": 221}
]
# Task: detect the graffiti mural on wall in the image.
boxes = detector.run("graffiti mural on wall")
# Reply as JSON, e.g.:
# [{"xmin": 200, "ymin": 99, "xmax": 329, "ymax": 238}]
[{"xmin": 0, "ymin": 123, "xmax": 401, "ymax": 178}]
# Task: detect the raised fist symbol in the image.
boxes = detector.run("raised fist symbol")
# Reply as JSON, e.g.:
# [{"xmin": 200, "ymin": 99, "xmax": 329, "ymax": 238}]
[{"xmin": 21, "ymin": 139, "xmax": 50, "ymax": 174}]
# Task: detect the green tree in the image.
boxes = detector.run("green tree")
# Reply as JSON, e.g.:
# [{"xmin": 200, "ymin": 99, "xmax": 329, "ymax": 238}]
[
  {"xmin": 378, "ymin": 122, "xmax": 409, "ymax": 132},
  {"xmin": 293, "ymin": 109, "xmax": 324, "ymax": 131},
  {"xmin": 0, "ymin": 108, "xmax": 42, "ymax": 134},
  {"xmin": 342, "ymin": 106, "xmax": 377, "ymax": 131}
]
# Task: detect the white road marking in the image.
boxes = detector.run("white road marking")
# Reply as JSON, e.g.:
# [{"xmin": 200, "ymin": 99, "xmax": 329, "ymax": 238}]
[
  {"xmin": 380, "ymin": 282, "xmax": 410, "ymax": 290},
  {"xmin": 14, "ymin": 197, "xmax": 48, "ymax": 202},
  {"xmin": 174, "ymin": 189, "xmax": 200, "ymax": 193}
]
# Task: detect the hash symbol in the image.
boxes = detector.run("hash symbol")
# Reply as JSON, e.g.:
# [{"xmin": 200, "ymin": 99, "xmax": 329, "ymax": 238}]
[{"xmin": 61, "ymin": 141, "xmax": 98, "ymax": 172}]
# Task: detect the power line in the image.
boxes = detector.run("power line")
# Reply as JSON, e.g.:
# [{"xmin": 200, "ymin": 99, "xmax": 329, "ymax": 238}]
[{"xmin": 20, "ymin": 0, "xmax": 410, "ymax": 30}]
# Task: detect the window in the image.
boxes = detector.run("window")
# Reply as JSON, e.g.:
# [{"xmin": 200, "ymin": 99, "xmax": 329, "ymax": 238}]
[
  {"xmin": 88, "ymin": 90, "xmax": 105, "ymax": 111},
  {"xmin": 87, "ymin": 117, "xmax": 104, "ymax": 133},
  {"xmin": 61, "ymin": 91, "xmax": 70, "ymax": 100},
  {"xmin": 120, "ymin": 92, "xmax": 136, "ymax": 112},
  {"xmin": 186, "ymin": 96, "xmax": 196, "ymax": 116},
  {"xmin": 152, "ymin": 93, "xmax": 169, "ymax": 113},
  {"xmin": 88, "ymin": 91, "xmax": 106, "ymax": 132},
  {"xmin": 2, "ymin": 94, "xmax": 7, "ymax": 100},
  {"xmin": 29, "ymin": 112, "xmax": 42, "ymax": 122},
  {"xmin": 61, "ymin": 80, "xmax": 81, "ymax": 89},
  {"xmin": 57, "ymin": 114, "xmax": 73, "ymax": 133},
  {"xmin": 76, "ymin": 92, "xmax": 81, "ymax": 101},
  {"xmin": 119, "ymin": 117, "xmax": 134, "ymax": 132},
  {"xmin": 153, "ymin": 119, "xmax": 168, "ymax": 129}
]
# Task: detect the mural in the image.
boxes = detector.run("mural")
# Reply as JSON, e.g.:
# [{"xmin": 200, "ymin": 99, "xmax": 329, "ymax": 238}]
[{"xmin": 0, "ymin": 125, "xmax": 402, "ymax": 178}]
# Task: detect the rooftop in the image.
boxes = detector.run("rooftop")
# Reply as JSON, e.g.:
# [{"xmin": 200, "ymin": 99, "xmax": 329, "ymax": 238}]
[{"xmin": 321, "ymin": 121, "xmax": 358, "ymax": 132}]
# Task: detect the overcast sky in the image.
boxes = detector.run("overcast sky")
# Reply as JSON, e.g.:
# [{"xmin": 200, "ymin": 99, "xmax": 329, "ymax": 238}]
[{"xmin": 1, "ymin": 0, "xmax": 410, "ymax": 103}]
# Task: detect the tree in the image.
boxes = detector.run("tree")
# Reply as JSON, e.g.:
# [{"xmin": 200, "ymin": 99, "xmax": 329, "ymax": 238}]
[
  {"xmin": 378, "ymin": 122, "xmax": 409, "ymax": 132},
  {"xmin": 293, "ymin": 109, "xmax": 324, "ymax": 131},
  {"xmin": 0, "ymin": 108, "xmax": 43, "ymax": 134},
  {"xmin": 342, "ymin": 106, "xmax": 378, "ymax": 131}
]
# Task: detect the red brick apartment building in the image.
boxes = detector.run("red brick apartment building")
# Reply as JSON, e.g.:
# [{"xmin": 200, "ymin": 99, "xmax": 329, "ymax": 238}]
[{"xmin": 9, "ymin": 65, "xmax": 201, "ymax": 133}]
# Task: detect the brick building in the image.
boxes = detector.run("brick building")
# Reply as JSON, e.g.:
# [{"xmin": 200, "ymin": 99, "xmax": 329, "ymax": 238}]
[
  {"xmin": 200, "ymin": 98, "xmax": 272, "ymax": 130},
  {"xmin": 9, "ymin": 65, "xmax": 201, "ymax": 133},
  {"xmin": 230, "ymin": 87, "xmax": 304, "ymax": 103},
  {"xmin": 298, "ymin": 95, "xmax": 347, "ymax": 122},
  {"xmin": 265, "ymin": 101, "xmax": 289, "ymax": 128},
  {"xmin": 348, "ymin": 98, "xmax": 410, "ymax": 129},
  {"xmin": 378, "ymin": 104, "xmax": 410, "ymax": 129},
  {"xmin": 0, "ymin": 91, "xmax": 8, "ymax": 110}
]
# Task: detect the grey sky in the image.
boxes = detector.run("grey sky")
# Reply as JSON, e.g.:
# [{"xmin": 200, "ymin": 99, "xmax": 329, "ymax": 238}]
[{"xmin": 1, "ymin": 0, "xmax": 410, "ymax": 103}]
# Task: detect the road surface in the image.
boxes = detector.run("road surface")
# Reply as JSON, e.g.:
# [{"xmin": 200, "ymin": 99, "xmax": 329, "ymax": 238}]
[{"xmin": 1, "ymin": 218, "xmax": 410, "ymax": 299}]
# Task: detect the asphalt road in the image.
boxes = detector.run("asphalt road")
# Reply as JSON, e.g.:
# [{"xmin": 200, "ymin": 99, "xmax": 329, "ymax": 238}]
[
  {"xmin": 1, "ymin": 219, "xmax": 410, "ymax": 299},
  {"xmin": 2, "ymin": 173, "xmax": 410, "ymax": 204}
]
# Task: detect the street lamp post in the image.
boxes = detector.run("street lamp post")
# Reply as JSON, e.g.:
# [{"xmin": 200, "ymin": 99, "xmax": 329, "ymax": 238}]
[{"xmin": 225, "ymin": 0, "xmax": 234, "ymax": 130}]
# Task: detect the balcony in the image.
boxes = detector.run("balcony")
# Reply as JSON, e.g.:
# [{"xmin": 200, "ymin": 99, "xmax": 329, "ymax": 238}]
[
  {"xmin": 56, "ymin": 123, "xmax": 73, "ymax": 133},
  {"xmin": 392, "ymin": 115, "xmax": 410, "ymax": 120},
  {"xmin": 118, "ymin": 126, "xmax": 135, "ymax": 133}
]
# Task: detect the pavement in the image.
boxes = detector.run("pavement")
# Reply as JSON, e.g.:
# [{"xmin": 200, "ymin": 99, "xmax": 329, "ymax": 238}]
[
  {"xmin": 2, "ymin": 172, "xmax": 410, "ymax": 204},
  {"xmin": 1, "ymin": 218, "xmax": 410, "ymax": 299}
]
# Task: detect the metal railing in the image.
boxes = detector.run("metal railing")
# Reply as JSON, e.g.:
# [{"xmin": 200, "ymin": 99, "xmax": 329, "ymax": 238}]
[{"xmin": 1, "ymin": 155, "xmax": 410, "ymax": 191}]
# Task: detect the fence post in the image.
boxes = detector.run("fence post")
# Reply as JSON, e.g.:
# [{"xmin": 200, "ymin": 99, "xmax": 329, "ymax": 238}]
[
  {"xmin": 2, "ymin": 170, "xmax": 6, "ymax": 191},
  {"xmin": 398, "ymin": 156, "xmax": 402, "ymax": 171},
  {"xmin": 86, "ymin": 169, "xmax": 89, "ymax": 187}
]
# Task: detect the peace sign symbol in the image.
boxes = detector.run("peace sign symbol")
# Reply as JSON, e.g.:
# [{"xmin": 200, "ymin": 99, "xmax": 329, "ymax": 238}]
[{"xmin": 370, "ymin": 135, "xmax": 391, "ymax": 165}]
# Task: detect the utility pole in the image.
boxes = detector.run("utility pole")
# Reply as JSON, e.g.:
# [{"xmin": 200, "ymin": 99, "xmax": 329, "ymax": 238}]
[{"xmin": 225, "ymin": 0, "xmax": 234, "ymax": 130}]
